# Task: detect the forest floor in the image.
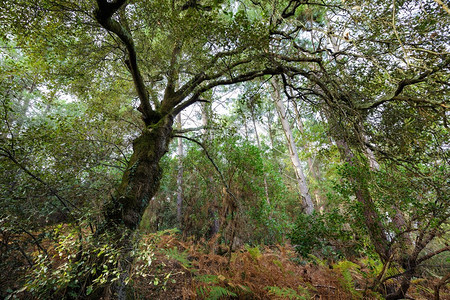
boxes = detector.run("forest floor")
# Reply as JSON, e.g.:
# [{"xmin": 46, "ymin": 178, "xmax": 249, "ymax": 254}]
[
  {"xmin": 129, "ymin": 231, "xmax": 448, "ymax": 300},
  {"xmin": 1, "ymin": 229, "xmax": 448, "ymax": 299}
]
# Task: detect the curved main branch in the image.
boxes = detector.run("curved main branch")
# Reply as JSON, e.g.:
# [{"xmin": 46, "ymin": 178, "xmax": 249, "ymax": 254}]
[{"xmin": 94, "ymin": 0, "xmax": 157, "ymax": 125}]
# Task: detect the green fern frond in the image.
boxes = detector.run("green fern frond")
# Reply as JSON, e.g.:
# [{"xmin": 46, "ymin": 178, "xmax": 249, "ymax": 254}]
[
  {"xmin": 307, "ymin": 254, "xmax": 326, "ymax": 266},
  {"xmin": 332, "ymin": 260, "xmax": 362, "ymax": 298},
  {"xmin": 162, "ymin": 247, "xmax": 193, "ymax": 270},
  {"xmin": 195, "ymin": 274, "xmax": 220, "ymax": 284},
  {"xmin": 208, "ymin": 286, "xmax": 237, "ymax": 300},
  {"xmin": 197, "ymin": 286, "xmax": 237, "ymax": 300},
  {"xmin": 266, "ymin": 286, "xmax": 309, "ymax": 300},
  {"xmin": 244, "ymin": 244, "xmax": 262, "ymax": 261}
]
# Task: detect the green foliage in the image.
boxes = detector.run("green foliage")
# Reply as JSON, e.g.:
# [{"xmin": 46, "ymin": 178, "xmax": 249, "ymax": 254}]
[
  {"xmin": 244, "ymin": 244, "xmax": 262, "ymax": 261},
  {"xmin": 289, "ymin": 211, "xmax": 354, "ymax": 259},
  {"xmin": 196, "ymin": 274, "xmax": 222, "ymax": 284},
  {"xmin": 161, "ymin": 247, "xmax": 194, "ymax": 271},
  {"xmin": 332, "ymin": 260, "xmax": 362, "ymax": 298},
  {"xmin": 21, "ymin": 226, "xmax": 161, "ymax": 299},
  {"xmin": 0, "ymin": 0, "xmax": 448, "ymax": 299},
  {"xmin": 266, "ymin": 286, "xmax": 310, "ymax": 300},
  {"xmin": 197, "ymin": 285, "xmax": 237, "ymax": 300},
  {"xmin": 290, "ymin": 213, "xmax": 326, "ymax": 258},
  {"xmin": 23, "ymin": 229, "xmax": 122, "ymax": 298},
  {"xmin": 195, "ymin": 274, "xmax": 241, "ymax": 300},
  {"xmin": 156, "ymin": 130, "xmax": 299, "ymax": 243}
]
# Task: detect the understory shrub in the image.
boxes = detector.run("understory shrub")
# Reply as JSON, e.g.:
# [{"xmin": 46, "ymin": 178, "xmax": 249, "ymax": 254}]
[{"xmin": 289, "ymin": 210, "xmax": 355, "ymax": 259}]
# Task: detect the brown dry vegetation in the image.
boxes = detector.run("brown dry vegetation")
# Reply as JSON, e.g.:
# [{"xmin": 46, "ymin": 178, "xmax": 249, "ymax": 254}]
[
  {"xmin": 129, "ymin": 232, "xmax": 449, "ymax": 300},
  {"xmin": 1, "ymin": 229, "xmax": 449, "ymax": 299}
]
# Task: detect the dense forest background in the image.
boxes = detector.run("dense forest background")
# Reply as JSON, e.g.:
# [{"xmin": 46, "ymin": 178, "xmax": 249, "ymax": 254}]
[{"xmin": 0, "ymin": 0, "xmax": 449, "ymax": 299}]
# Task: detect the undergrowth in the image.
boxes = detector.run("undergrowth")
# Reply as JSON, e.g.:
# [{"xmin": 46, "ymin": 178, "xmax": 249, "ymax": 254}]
[
  {"xmin": 135, "ymin": 231, "xmax": 382, "ymax": 299},
  {"xmin": 6, "ymin": 228, "xmax": 449, "ymax": 299}
]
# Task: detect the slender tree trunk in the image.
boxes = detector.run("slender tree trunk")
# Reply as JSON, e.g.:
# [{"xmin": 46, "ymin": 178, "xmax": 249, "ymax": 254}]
[
  {"xmin": 359, "ymin": 123, "xmax": 412, "ymax": 264},
  {"xmin": 293, "ymin": 104, "xmax": 322, "ymax": 208},
  {"xmin": 243, "ymin": 117, "xmax": 249, "ymax": 140},
  {"xmin": 176, "ymin": 113, "xmax": 184, "ymax": 228},
  {"xmin": 271, "ymin": 79, "xmax": 314, "ymax": 215},
  {"xmin": 201, "ymin": 102, "xmax": 209, "ymax": 138},
  {"xmin": 359, "ymin": 131, "xmax": 415, "ymax": 299},
  {"xmin": 361, "ymin": 130, "xmax": 412, "ymax": 261},
  {"xmin": 361, "ymin": 134, "xmax": 380, "ymax": 171}
]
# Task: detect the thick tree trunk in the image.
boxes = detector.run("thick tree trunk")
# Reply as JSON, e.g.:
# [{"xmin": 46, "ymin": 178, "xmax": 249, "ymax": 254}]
[
  {"xmin": 271, "ymin": 80, "xmax": 314, "ymax": 215},
  {"xmin": 101, "ymin": 115, "xmax": 174, "ymax": 232},
  {"xmin": 93, "ymin": 115, "xmax": 174, "ymax": 299},
  {"xmin": 335, "ymin": 139, "xmax": 390, "ymax": 262}
]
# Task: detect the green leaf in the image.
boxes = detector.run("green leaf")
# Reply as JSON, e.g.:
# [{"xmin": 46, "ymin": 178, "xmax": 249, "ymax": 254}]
[{"xmin": 86, "ymin": 285, "xmax": 93, "ymax": 295}]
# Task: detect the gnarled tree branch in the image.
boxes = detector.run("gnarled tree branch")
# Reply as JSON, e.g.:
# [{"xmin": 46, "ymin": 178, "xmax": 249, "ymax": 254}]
[{"xmin": 94, "ymin": 0, "xmax": 157, "ymax": 124}]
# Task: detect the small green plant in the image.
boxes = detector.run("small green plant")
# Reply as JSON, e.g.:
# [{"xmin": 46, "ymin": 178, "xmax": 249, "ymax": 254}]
[
  {"xmin": 244, "ymin": 244, "xmax": 262, "ymax": 261},
  {"xmin": 332, "ymin": 260, "xmax": 362, "ymax": 299},
  {"xmin": 266, "ymin": 286, "xmax": 310, "ymax": 300},
  {"xmin": 307, "ymin": 254, "xmax": 327, "ymax": 267},
  {"xmin": 161, "ymin": 247, "xmax": 194, "ymax": 271},
  {"xmin": 23, "ymin": 228, "xmax": 119, "ymax": 299},
  {"xmin": 195, "ymin": 274, "xmax": 252, "ymax": 299},
  {"xmin": 197, "ymin": 285, "xmax": 237, "ymax": 300},
  {"xmin": 196, "ymin": 274, "xmax": 221, "ymax": 284}
]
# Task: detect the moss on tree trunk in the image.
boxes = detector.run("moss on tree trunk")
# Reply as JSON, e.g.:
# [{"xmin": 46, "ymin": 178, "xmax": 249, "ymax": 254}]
[
  {"xmin": 101, "ymin": 115, "xmax": 174, "ymax": 233},
  {"xmin": 88, "ymin": 115, "xmax": 174, "ymax": 300}
]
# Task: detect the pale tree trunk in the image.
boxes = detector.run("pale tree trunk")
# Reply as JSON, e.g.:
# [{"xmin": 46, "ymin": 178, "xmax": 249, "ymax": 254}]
[
  {"xmin": 293, "ymin": 104, "xmax": 322, "ymax": 209},
  {"xmin": 271, "ymin": 79, "xmax": 314, "ymax": 215},
  {"xmin": 201, "ymin": 102, "xmax": 209, "ymax": 137},
  {"xmin": 243, "ymin": 118, "xmax": 249, "ymax": 140},
  {"xmin": 361, "ymin": 134, "xmax": 380, "ymax": 171},
  {"xmin": 266, "ymin": 109, "xmax": 285, "ymax": 175},
  {"xmin": 267, "ymin": 112, "xmax": 275, "ymax": 152},
  {"xmin": 176, "ymin": 113, "xmax": 184, "ymax": 228}
]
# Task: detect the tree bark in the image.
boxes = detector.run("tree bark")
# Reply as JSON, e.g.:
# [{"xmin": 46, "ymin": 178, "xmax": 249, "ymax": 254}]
[
  {"xmin": 271, "ymin": 79, "xmax": 314, "ymax": 215},
  {"xmin": 100, "ymin": 116, "xmax": 174, "ymax": 232},
  {"xmin": 293, "ymin": 104, "xmax": 322, "ymax": 209},
  {"xmin": 335, "ymin": 138, "xmax": 390, "ymax": 262},
  {"xmin": 93, "ymin": 115, "xmax": 174, "ymax": 299}
]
